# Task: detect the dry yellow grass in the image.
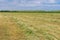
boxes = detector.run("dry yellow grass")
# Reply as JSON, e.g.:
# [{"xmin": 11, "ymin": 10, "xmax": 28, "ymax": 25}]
[{"xmin": 0, "ymin": 12, "xmax": 60, "ymax": 40}]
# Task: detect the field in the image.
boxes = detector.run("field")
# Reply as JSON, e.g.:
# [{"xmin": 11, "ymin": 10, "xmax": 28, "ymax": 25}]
[{"xmin": 0, "ymin": 12, "xmax": 60, "ymax": 40}]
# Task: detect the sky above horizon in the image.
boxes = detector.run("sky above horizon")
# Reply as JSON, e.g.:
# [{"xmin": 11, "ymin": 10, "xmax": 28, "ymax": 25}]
[{"xmin": 0, "ymin": 0, "xmax": 60, "ymax": 10}]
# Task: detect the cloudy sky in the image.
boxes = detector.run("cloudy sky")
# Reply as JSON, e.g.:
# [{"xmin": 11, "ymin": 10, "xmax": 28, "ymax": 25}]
[{"xmin": 0, "ymin": 0, "xmax": 60, "ymax": 10}]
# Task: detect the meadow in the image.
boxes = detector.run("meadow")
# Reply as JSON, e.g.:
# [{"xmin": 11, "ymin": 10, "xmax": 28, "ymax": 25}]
[{"xmin": 0, "ymin": 12, "xmax": 60, "ymax": 40}]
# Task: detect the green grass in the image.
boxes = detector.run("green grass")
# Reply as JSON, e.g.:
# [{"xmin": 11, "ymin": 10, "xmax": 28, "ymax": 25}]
[{"xmin": 0, "ymin": 12, "xmax": 60, "ymax": 40}]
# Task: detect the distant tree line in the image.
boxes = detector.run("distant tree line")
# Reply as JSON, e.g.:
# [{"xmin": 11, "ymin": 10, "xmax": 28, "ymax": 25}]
[{"xmin": 0, "ymin": 10, "xmax": 60, "ymax": 13}]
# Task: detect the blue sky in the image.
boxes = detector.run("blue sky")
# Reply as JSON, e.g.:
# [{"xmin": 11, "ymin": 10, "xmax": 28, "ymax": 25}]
[{"xmin": 0, "ymin": 0, "xmax": 60, "ymax": 10}]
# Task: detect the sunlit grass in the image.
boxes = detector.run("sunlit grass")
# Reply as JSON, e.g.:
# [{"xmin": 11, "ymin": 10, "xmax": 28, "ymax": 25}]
[{"xmin": 0, "ymin": 12, "xmax": 60, "ymax": 40}]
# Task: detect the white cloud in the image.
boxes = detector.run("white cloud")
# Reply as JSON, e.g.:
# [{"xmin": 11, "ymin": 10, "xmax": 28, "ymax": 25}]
[
  {"xmin": 11, "ymin": 0, "xmax": 42, "ymax": 7},
  {"xmin": 42, "ymin": 0, "xmax": 56, "ymax": 3},
  {"xmin": 48, "ymin": 0, "xmax": 56, "ymax": 3},
  {"xmin": 0, "ymin": 0, "xmax": 59, "ymax": 10},
  {"xmin": 0, "ymin": 0, "xmax": 56, "ymax": 7},
  {"xmin": 0, "ymin": 0, "xmax": 5, "ymax": 2},
  {"xmin": 44, "ymin": 4, "xmax": 60, "ymax": 6}
]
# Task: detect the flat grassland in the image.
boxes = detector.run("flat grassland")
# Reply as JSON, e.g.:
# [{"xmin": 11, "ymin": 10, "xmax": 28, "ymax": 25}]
[{"xmin": 0, "ymin": 12, "xmax": 60, "ymax": 40}]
